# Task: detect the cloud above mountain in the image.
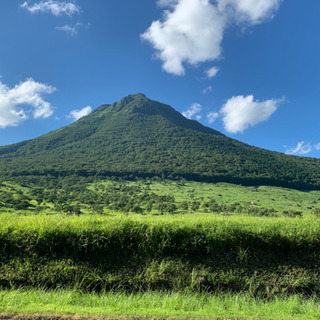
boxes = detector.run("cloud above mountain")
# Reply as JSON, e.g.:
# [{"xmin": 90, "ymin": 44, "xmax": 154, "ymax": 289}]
[
  {"xmin": 68, "ymin": 106, "xmax": 92, "ymax": 121},
  {"xmin": 182, "ymin": 103, "xmax": 202, "ymax": 120},
  {"xmin": 285, "ymin": 141, "xmax": 320, "ymax": 155},
  {"xmin": 220, "ymin": 95, "xmax": 282, "ymax": 133},
  {"xmin": 142, "ymin": 0, "xmax": 282, "ymax": 75},
  {"xmin": 207, "ymin": 111, "xmax": 219, "ymax": 124},
  {"xmin": 285, "ymin": 141, "xmax": 312, "ymax": 155},
  {"xmin": 0, "ymin": 78, "xmax": 55, "ymax": 128}
]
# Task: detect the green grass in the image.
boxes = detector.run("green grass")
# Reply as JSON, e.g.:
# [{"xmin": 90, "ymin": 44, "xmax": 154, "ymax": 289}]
[
  {"xmin": 2, "ymin": 178, "xmax": 320, "ymax": 216},
  {"xmin": 2, "ymin": 179, "xmax": 320, "ymax": 319},
  {"xmin": 89, "ymin": 179, "xmax": 320, "ymax": 215},
  {"xmin": 1, "ymin": 289, "xmax": 320, "ymax": 320},
  {"xmin": 1, "ymin": 213, "xmax": 320, "ymax": 296},
  {"xmin": 147, "ymin": 180, "xmax": 320, "ymax": 214}
]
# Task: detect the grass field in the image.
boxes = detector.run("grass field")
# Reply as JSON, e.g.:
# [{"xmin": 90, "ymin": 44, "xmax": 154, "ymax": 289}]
[
  {"xmin": 90, "ymin": 179, "xmax": 320, "ymax": 215},
  {"xmin": 1, "ymin": 178, "xmax": 320, "ymax": 319},
  {"xmin": 1, "ymin": 289, "xmax": 320, "ymax": 320},
  {"xmin": 146, "ymin": 180, "xmax": 320, "ymax": 213},
  {"xmin": 1, "ymin": 212, "xmax": 320, "ymax": 295},
  {"xmin": 2, "ymin": 178, "xmax": 320, "ymax": 216}
]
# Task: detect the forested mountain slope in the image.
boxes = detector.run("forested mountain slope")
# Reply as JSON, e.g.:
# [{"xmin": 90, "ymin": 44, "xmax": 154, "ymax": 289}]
[{"xmin": 0, "ymin": 93, "xmax": 319, "ymax": 189}]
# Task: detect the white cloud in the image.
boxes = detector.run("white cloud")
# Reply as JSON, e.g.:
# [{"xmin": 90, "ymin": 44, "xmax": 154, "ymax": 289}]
[
  {"xmin": 20, "ymin": 0, "xmax": 80, "ymax": 17},
  {"xmin": 206, "ymin": 66, "xmax": 220, "ymax": 79},
  {"xmin": 207, "ymin": 111, "xmax": 219, "ymax": 124},
  {"xmin": 217, "ymin": 0, "xmax": 282, "ymax": 25},
  {"xmin": 157, "ymin": 0, "xmax": 178, "ymax": 7},
  {"xmin": 285, "ymin": 141, "xmax": 312, "ymax": 155},
  {"xmin": 182, "ymin": 103, "xmax": 202, "ymax": 119},
  {"xmin": 56, "ymin": 22, "xmax": 82, "ymax": 35},
  {"xmin": 202, "ymin": 85, "xmax": 212, "ymax": 94},
  {"xmin": 220, "ymin": 95, "xmax": 282, "ymax": 133},
  {"xmin": 0, "ymin": 78, "xmax": 55, "ymax": 128},
  {"xmin": 315, "ymin": 143, "xmax": 320, "ymax": 150},
  {"xmin": 68, "ymin": 106, "xmax": 92, "ymax": 121},
  {"xmin": 141, "ymin": 0, "xmax": 224, "ymax": 75},
  {"xmin": 142, "ymin": 0, "xmax": 281, "ymax": 75}
]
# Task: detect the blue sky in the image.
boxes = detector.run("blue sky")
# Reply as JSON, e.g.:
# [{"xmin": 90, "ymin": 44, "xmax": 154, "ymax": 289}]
[{"xmin": 0, "ymin": 0, "xmax": 319, "ymax": 157}]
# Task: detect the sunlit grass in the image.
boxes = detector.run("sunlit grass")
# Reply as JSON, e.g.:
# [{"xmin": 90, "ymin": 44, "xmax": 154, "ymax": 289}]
[
  {"xmin": 1, "ymin": 289, "xmax": 320, "ymax": 320},
  {"xmin": 3, "ymin": 179, "xmax": 320, "ymax": 216},
  {"xmin": 1, "ymin": 211, "xmax": 320, "ymax": 242}
]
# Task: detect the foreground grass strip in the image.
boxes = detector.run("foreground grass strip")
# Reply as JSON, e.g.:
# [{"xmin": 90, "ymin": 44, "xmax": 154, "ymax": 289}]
[
  {"xmin": 0, "ymin": 289, "xmax": 320, "ymax": 320},
  {"xmin": 2, "ymin": 213, "xmax": 320, "ymax": 295}
]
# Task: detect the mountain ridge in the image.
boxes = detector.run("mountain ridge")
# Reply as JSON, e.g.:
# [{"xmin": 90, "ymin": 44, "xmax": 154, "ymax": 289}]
[{"xmin": 0, "ymin": 93, "xmax": 319, "ymax": 189}]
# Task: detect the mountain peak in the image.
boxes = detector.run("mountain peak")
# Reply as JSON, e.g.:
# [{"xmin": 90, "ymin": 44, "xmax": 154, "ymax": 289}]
[
  {"xmin": 1, "ymin": 93, "xmax": 320, "ymax": 189},
  {"xmin": 108, "ymin": 93, "xmax": 223, "ymax": 135},
  {"xmin": 92, "ymin": 93, "xmax": 221, "ymax": 135},
  {"xmin": 116, "ymin": 93, "xmax": 148, "ymax": 108},
  {"xmin": 113, "ymin": 93, "xmax": 153, "ymax": 113}
]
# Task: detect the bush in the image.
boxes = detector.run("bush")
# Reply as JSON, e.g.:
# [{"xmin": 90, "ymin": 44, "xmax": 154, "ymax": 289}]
[
  {"xmin": 282, "ymin": 210, "xmax": 302, "ymax": 217},
  {"xmin": 312, "ymin": 208, "xmax": 320, "ymax": 216}
]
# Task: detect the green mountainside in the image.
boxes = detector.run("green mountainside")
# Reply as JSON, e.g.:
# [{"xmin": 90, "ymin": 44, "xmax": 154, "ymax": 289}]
[{"xmin": 0, "ymin": 93, "xmax": 320, "ymax": 189}]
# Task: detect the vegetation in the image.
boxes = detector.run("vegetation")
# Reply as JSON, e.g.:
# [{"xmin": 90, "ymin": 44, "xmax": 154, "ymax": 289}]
[
  {"xmin": 2, "ymin": 289, "xmax": 320, "ymax": 320},
  {"xmin": 1, "ymin": 178, "xmax": 320, "ymax": 318},
  {"xmin": 1, "ymin": 93, "xmax": 320, "ymax": 318},
  {"xmin": 1, "ymin": 212, "xmax": 320, "ymax": 297},
  {"xmin": 1, "ymin": 177, "xmax": 320, "ymax": 217},
  {"xmin": 0, "ymin": 94, "xmax": 320, "ymax": 189}
]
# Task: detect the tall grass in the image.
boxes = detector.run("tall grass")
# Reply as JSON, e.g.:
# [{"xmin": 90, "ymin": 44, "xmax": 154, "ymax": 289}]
[
  {"xmin": 1, "ymin": 213, "xmax": 320, "ymax": 296},
  {"xmin": 1, "ymin": 289, "xmax": 320, "ymax": 319}
]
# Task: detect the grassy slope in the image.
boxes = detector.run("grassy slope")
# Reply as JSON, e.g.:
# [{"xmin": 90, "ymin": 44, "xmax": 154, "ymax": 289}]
[
  {"xmin": 144, "ymin": 180, "xmax": 320, "ymax": 214},
  {"xmin": 2, "ymin": 179, "xmax": 320, "ymax": 216}
]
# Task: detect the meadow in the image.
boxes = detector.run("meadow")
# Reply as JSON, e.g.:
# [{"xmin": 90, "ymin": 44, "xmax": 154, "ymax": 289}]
[
  {"xmin": 2, "ymin": 289, "xmax": 320, "ymax": 320},
  {"xmin": 1, "ymin": 178, "xmax": 320, "ymax": 319},
  {"xmin": 2, "ymin": 177, "xmax": 320, "ymax": 216}
]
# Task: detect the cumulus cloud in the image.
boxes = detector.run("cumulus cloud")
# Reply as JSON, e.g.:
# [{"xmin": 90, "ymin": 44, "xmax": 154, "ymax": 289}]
[
  {"xmin": 285, "ymin": 141, "xmax": 312, "ymax": 155},
  {"xmin": 182, "ymin": 103, "xmax": 202, "ymax": 120},
  {"xmin": 0, "ymin": 78, "xmax": 55, "ymax": 128},
  {"xmin": 315, "ymin": 143, "xmax": 320, "ymax": 150},
  {"xmin": 220, "ymin": 95, "xmax": 282, "ymax": 133},
  {"xmin": 68, "ymin": 106, "xmax": 92, "ymax": 121},
  {"xmin": 207, "ymin": 111, "xmax": 219, "ymax": 124},
  {"xmin": 20, "ymin": 0, "xmax": 80, "ymax": 16},
  {"xmin": 142, "ymin": 0, "xmax": 282, "ymax": 75},
  {"xmin": 206, "ymin": 66, "xmax": 220, "ymax": 79},
  {"xmin": 141, "ymin": 0, "xmax": 224, "ymax": 75}
]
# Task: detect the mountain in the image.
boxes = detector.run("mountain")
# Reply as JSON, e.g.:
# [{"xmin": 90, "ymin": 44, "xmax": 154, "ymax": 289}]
[{"xmin": 0, "ymin": 93, "xmax": 320, "ymax": 189}]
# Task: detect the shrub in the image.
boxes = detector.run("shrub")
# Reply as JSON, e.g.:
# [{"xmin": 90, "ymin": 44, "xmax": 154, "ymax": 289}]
[{"xmin": 282, "ymin": 210, "xmax": 302, "ymax": 217}]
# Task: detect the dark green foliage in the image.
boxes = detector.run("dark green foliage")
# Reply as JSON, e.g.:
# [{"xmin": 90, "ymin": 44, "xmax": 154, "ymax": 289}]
[
  {"xmin": 0, "ymin": 93, "xmax": 319, "ymax": 189},
  {"xmin": 0, "ymin": 176, "xmax": 183, "ymax": 216},
  {"xmin": 312, "ymin": 208, "xmax": 320, "ymax": 216},
  {"xmin": 283, "ymin": 210, "xmax": 303, "ymax": 217},
  {"xmin": 1, "ymin": 217, "xmax": 320, "ymax": 297}
]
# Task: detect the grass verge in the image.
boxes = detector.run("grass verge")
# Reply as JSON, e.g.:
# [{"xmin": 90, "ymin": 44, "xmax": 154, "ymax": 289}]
[
  {"xmin": 1, "ymin": 289, "xmax": 320, "ymax": 320},
  {"xmin": 1, "ymin": 213, "xmax": 320, "ymax": 296}
]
